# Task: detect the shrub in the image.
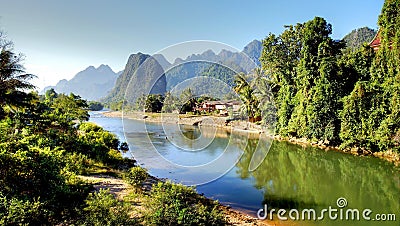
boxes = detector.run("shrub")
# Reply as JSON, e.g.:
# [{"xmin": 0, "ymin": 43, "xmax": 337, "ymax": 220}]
[
  {"xmin": 63, "ymin": 152, "xmax": 91, "ymax": 175},
  {"xmin": 0, "ymin": 193, "xmax": 45, "ymax": 225},
  {"xmin": 145, "ymin": 181, "xmax": 226, "ymax": 225},
  {"xmin": 124, "ymin": 166, "xmax": 148, "ymax": 188},
  {"xmin": 82, "ymin": 189, "xmax": 135, "ymax": 226}
]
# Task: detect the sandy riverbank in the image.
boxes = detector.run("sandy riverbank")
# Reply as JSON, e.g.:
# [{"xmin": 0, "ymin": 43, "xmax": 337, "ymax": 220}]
[{"xmin": 102, "ymin": 110, "xmax": 265, "ymax": 134}]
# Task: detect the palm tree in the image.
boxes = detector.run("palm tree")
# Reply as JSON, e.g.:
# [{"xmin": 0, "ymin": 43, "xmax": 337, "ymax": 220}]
[
  {"xmin": 0, "ymin": 34, "xmax": 36, "ymax": 118},
  {"xmin": 251, "ymin": 68, "xmax": 276, "ymax": 129},
  {"xmin": 234, "ymin": 73, "xmax": 259, "ymax": 120},
  {"xmin": 251, "ymin": 68, "xmax": 273, "ymax": 108}
]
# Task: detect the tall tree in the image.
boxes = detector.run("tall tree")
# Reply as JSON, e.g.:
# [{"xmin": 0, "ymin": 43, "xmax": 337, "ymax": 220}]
[
  {"xmin": 340, "ymin": 0, "xmax": 399, "ymax": 152},
  {"xmin": 261, "ymin": 17, "xmax": 345, "ymax": 141},
  {"xmin": 260, "ymin": 23, "xmax": 303, "ymax": 135},
  {"xmin": 0, "ymin": 32, "xmax": 36, "ymax": 118}
]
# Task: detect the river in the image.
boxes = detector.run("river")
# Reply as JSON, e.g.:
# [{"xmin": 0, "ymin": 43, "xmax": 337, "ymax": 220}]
[{"xmin": 90, "ymin": 111, "xmax": 399, "ymax": 225}]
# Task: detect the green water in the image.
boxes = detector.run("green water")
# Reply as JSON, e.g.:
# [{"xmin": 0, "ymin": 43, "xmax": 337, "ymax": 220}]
[{"xmin": 236, "ymin": 140, "xmax": 399, "ymax": 225}]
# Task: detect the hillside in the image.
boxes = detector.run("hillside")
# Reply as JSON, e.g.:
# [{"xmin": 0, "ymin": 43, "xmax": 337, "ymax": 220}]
[
  {"xmin": 102, "ymin": 53, "xmax": 167, "ymax": 104},
  {"xmin": 42, "ymin": 64, "xmax": 118, "ymax": 101},
  {"xmin": 343, "ymin": 27, "xmax": 377, "ymax": 51}
]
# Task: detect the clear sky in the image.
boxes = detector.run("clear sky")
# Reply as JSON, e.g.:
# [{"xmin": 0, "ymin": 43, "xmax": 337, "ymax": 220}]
[{"xmin": 0, "ymin": 0, "xmax": 384, "ymax": 90}]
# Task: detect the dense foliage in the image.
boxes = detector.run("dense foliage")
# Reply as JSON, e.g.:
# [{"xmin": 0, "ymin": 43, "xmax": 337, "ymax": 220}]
[
  {"xmin": 145, "ymin": 181, "xmax": 225, "ymax": 226},
  {"xmin": 0, "ymin": 89, "xmax": 132, "ymax": 224},
  {"xmin": 124, "ymin": 166, "xmax": 148, "ymax": 188},
  {"xmin": 257, "ymin": 0, "xmax": 399, "ymax": 153},
  {"xmin": 340, "ymin": 0, "xmax": 400, "ymax": 152},
  {"xmin": 81, "ymin": 188, "xmax": 136, "ymax": 225}
]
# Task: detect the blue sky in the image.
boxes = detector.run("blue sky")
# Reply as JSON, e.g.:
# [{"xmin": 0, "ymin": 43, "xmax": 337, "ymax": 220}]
[{"xmin": 0, "ymin": 0, "xmax": 383, "ymax": 90}]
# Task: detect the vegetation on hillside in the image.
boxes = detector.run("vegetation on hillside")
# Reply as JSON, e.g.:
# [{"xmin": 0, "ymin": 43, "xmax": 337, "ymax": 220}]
[
  {"xmin": 343, "ymin": 27, "xmax": 377, "ymax": 51},
  {"xmin": 102, "ymin": 53, "xmax": 167, "ymax": 105}
]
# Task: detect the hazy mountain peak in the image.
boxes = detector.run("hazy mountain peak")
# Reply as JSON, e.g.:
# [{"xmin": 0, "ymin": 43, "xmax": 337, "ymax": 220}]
[
  {"xmin": 242, "ymin": 39, "xmax": 262, "ymax": 66},
  {"xmin": 42, "ymin": 64, "xmax": 118, "ymax": 100},
  {"xmin": 86, "ymin": 65, "xmax": 96, "ymax": 70},
  {"xmin": 203, "ymin": 49, "xmax": 216, "ymax": 55},
  {"xmin": 152, "ymin": 54, "xmax": 171, "ymax": 69},
  {"xmin": 97, "ymin": 64, "xmax": 115, "ymax": 73}
]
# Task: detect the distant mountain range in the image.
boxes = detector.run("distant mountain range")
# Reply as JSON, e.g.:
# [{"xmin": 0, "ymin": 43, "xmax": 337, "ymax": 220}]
[
  {"xmin": 42, "ymin": 40, "xmax": 262, "ymax": 102},
  {"xmin": 102, "ymin": 40, "xmax": 263, "ymax": 103},
  {"xmin": 45, "ymin": 27, "xmax": 374, "ymax": 102},
  {"xmin": 164, "ymin": 40, "xmax": 262, "ymax": 92},
  {"xmin": 42, "ymin": 64, "xmax": 119, "ymax": 101}
]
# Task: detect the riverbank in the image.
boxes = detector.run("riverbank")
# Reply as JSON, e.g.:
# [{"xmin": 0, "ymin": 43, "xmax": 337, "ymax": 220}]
[
  {"xmin": 102, "ymin": 110, "xmax": 400, "ymax": 166},
  {"xmin": 103, "ymin": 110, "xmax": 265, "ymax": 134},
  {"xmin": 79, "ymin": 172, "xmax": 277, "ymax": 225}
]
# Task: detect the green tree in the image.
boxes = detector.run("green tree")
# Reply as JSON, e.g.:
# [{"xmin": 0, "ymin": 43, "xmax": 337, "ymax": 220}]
[
  {"xmin": 162, "ymin": 91, "xmax": 179, "ymax": 113},
  {"xmin": 179, "ymin": 88, "xmax": 196, "ymax": 113},
  {"xmin": 261, "ymin": 17, "xmax": 345, "ymax": 142},
  {"xmin": 234, "ymin": 73, "xmax": 260, "ymax": 121},
  {"xmin": 260, "ymin": 23, "xmax": 303, "ymax": 135},
  {"xmin": 45, "ymin": 88, "xmax": 58, "ymax": 102},
  {"xmin": 0, "ymin": 32, "xmax": 36, "ymax": 119},
  {"xmin": 50, "ymin": 93, "xmax": 89, "ymax": 129},
  {"xmin": 145, "ymin": 94, "xmax": 164, "ymax": 113},
  {"xmin": 340, "ymin": 0, "xmax": 400, "ymax": 152},
  {"xmin": 288, "ymin": 17, "xmax": 344, "ymax": 141},
  {"xmin": 87, "ymin": 101, "xmax": 104, "ymax": 111}
]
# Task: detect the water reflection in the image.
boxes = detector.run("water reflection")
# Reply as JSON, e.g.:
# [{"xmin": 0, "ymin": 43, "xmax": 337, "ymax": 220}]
[{"xmin": 237, "ymin": 139, "xmax": 399, "ymax": 225}]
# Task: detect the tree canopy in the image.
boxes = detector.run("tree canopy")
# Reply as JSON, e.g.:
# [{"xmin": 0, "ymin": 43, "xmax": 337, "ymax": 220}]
[{"xmin": 256, "ymin": 1, "xmax": 399, "ymax": 153}]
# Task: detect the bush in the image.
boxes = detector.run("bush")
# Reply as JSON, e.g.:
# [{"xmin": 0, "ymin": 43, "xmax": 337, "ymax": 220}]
[
  {"xmin": 124, "ymin": 166, "xmax": 148, "ymax": 188},
  {"xmin": 0, "ymin": 193, "xmax": 45, "ymax": 225},
  {"xmin": 82, "ymin": 189, "xmax": 135, "ymax": 226},
  {"xmin": 88, "ymin": 101, "xmax": 104, "ymax": 111},
  {"xmin": 0, "ymin": 147, "xmax": 65, "ymax": 199},
  {"xmin": 63, "ymin": 152, "xmax": 91, "ymax": 175},
  {"xmin": 145, "ymin": 181, "xmax": 226, "ymax": 226}
]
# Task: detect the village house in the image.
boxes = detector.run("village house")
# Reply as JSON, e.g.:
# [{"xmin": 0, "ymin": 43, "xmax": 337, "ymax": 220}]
[
  {"xmin": 195, "ymin": 100, "xmax": 241, "ymax": 116},
  {"xmin": 369, "ymin": 29, "xmax": 393, "ymax": 51},
  {"xmin": 369, "ymin": 30, "xmax": 382, "ymax": 51}
]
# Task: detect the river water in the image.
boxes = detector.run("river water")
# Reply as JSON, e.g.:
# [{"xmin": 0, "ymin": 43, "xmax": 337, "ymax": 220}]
[{"xmin": 90, "ymin": 111, "xmax": 399, "ymax": 225}]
